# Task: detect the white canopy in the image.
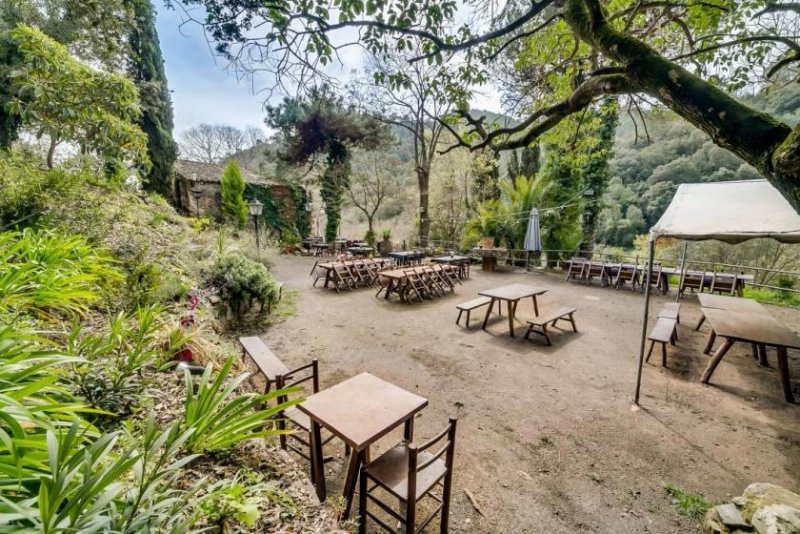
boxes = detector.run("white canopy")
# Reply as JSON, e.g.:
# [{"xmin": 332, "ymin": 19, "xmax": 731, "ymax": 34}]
[{"xmin": 650, "ymin": 179, "xmax": 800, "ymax": 244}]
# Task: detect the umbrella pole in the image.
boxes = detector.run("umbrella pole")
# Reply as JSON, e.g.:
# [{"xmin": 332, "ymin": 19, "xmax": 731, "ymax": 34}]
[
  {"xmin": 676, "ymin": 241, "xmax": 688, "ymax": 303},
  {"xmin": 633, "ymin": 239, "xmax": 656, "ymax": 407}
]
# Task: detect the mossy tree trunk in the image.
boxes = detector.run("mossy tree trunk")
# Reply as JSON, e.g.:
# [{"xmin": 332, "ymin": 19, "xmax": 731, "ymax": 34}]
[{"xmin": 566, "ymin": 0, "xmax": 800, "ymax": 212}]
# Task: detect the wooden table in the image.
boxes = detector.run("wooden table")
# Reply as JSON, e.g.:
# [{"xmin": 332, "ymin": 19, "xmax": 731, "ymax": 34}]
[
  {"xmin": 700, "ymin": 305, "xmax": 800, "ymax": 402},
  {"xmin": 378, "ymin": 264, "xmax": 458, "ymax": 302},
  {"xmin": 695, "ymin": 293, "xmax": 764, "ymax": 330},
  {"xmin": 478, "ymin": 283, "xmax": 548, "ymax": 337},
  {"xmin": 388, "ymin": 251, "xmax": 424, "ymax": 265},
  {"xmin": 347, "ymin": 246, "xmax": 374, "ymax": 256},
  {"xmin": 317, "ymin": 258, "xmax": 387, "ymax": 288},
  {"xmin": 298, "ymin": 373, "xmax": 428, "ymax": 517}
]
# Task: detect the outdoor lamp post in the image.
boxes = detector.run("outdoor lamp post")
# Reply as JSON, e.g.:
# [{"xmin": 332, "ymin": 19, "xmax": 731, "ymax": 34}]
[
  {"xmin": 247, "ymin": 199, "xmax": 264, "ymax": 249},
  {"xmin": 190, "ymin": 187, "xmax": 202, "ymax": 217}
]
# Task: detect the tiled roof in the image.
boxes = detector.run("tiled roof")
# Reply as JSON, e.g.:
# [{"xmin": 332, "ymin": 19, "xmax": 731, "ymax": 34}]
[{"xmin": 174, "ymin": 159, "xmax": 263, "ymax": 185}]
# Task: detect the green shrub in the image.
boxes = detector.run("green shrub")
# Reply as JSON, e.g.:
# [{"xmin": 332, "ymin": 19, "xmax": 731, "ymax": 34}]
[
  {"xmin": 0, "ymin": 229, "xmax": 122, "ymax": 320},
  {"xmin": 209, "ymin": 252, "xmax": 279, "ymax": 321},
  {"xmin": 664, "ymin": 483, "xmax": 712, "ymax": 522},
  {"xmin": 181, "ymin": 356, "xmax": 297, "ymax": 454},
  {"xmin": 220, "ymin": 161, "xmax": 248, "ymax": 228}
]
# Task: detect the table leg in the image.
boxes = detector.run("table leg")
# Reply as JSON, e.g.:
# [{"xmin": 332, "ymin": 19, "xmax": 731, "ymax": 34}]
[
  {"xmin": 384, "ymin": 278, "xmax": 394, "ymax": 300},
  {"xmin": 507, "ymin": 300, "xmax": 515, "ymax": 337},
  {"xmin": 310, "ymin": 421, "xmax": 326, "ymax": 502},
  {"xmin": 758, "ymin": 344, "xmax": 769, "ymax": 367},
  {"xmin": 404, "ymin": 417, "xmax": 414, "ymax": 442},
  {"xmin": 532, "ymin": 295, "xmax": 539, "ymax": 316},
  {"xmin": 701, "ymin": 338, "xmax": 735, "ymax": 384},
  {"xmin": 695, "ymin": 313, "xmax": 705, "ymax": 331},
  {"xmin": 343, "ymin": 449, "xmax": 366, "ymax": 518},
  {"xmin": 481, "ymin": 299, "xmax": 495, "ymax": 330},
  {"xmin": 776, "ymin": 347, "xmax": 794, "ymax": 403},
  {"xmin": 324, "ymin": 268, "xmax": 332, "ymax": 288},
  {"xmin": 703, "ymin": 329, "xmax": 716, "ymax": 355}
]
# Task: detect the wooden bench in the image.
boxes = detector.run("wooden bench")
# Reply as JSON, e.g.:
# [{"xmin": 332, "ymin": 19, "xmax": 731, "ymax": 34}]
[
  {"xmin": 239, "ymin": 336, "xmax": 289, "ymax": 393},
  {"xmin": 657, "ymin": 302, "xmax": 681, "ymax": 325},
  {"xmin": 645, "ymin": 317, "xmax": 677, "ymax": 367},
  {"xmin": 456, "ymin": 296, "xmax": 500, "ymax": 328},
  {"xmin": 524, "ymin": 307, "xmax": 578, "ymax": 346}
]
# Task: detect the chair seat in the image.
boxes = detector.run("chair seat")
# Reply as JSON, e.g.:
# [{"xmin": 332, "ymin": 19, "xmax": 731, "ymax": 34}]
[
  {"xmin": 285, "ymin": 407, "xmax": 311, "ymax": 431},
  {"xmin": 366, "ymin": 444, "xmax": 447, "ymax": 502}
]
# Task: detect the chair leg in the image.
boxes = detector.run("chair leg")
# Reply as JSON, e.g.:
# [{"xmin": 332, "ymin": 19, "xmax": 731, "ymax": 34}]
[
  {"xmin": 645, "ymin": 341, "xmax": 655, "ymax": 363},
  {"xmin": 405, "ymin": 494, "xmax": 415, "ymax": 534},
  {"xmin": 358, "ymin": 467, "xmax": 368, "ymax": 534}
]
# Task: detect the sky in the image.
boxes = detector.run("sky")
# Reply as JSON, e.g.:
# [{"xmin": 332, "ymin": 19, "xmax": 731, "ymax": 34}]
[{"xmin": 155, "ymin": 4, "xmax": 502, "ymax": 137}]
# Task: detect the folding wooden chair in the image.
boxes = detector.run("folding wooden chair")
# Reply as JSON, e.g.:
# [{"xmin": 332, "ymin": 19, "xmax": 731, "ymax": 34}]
[
  {"xmin": 332, "ymin": 263, "xmax": 355, "ymax": 293},
  {"xmin": 585, "ymin": 261, "xmax": 609, "ymax": 287},
  {"xmin": 565, "ymin": 257, "xmax": 586, "ymax": 283},
  {"xmin": 710, "ymin": 272, "xmax": 736, "ymax": 295},
  {"xmin": 679, "ymin": 270, "xmax": 707, "ymax": 298},
  {"xmin": 402, "ymin": 269, "xmax": 429, "ymax": 303},
  {"xmin": 421, "ymin": 266, "xmax": 447, "ymax": 297},
  {"xmin": 359, "ymin": 418, "xmax": 457, "ymax": 534},
  {"xmin": 643, "ymin": 263, "xmax": 663, "ymax": 295},
  {"xmin": 614, "ymin": 263, "xmax": 640, "ymax": 290},
  {"xmin": 441, "ymin": 265, "xmax": 462, "ymax": 288}
]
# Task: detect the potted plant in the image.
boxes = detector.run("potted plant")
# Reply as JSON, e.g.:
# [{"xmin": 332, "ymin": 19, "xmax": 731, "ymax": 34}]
[{"xmin": 378, "ymin": 229, "xmax": 393, "ymax": 256}]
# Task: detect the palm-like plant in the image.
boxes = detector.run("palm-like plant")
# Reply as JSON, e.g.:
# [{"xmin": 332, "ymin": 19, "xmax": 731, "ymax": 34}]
[
  {"xmin": 182, "ymin": 356, "xmax": 299, "ymax": 454},
  {"xmin": 465, "ymin": 174, "xmax": 555, "ymax": 249}
]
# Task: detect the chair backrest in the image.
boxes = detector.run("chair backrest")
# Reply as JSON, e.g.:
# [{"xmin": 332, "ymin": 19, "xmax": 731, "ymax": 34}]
[
  {"xmin": 711, "ymin": 272, "xmax": 736, "ymax": 293},
  {"xmin": 276, "ymin": 359, "xmax": 320, "ymax": 401},
  {"xmin": 408, "ymin": 417, "xmax": 458, "ymax": 493},
  {"xmin": 645, "ymin": 263, "xmax": 662, "ymax": 285}
]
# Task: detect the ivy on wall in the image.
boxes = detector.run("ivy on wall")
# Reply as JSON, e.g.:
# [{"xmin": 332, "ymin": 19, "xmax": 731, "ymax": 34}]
[{"xmin": 244, "ymin": 183, "xmax": 310, "ymax": 241}]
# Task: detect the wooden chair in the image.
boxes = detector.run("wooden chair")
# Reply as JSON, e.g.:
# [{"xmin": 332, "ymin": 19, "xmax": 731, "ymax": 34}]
[
  {"xmin": 679, "ymin": 270, "xmax": 706, "ymax": 298},
  {"xmin": 275, "ymin": 360, "xmax": 341, "ymax": 482},
  {"xmin": 710, "ymin": 272, "xmax": 737, "ymax": 295},
  {"xmin": 643, "ymin": 263, "xmax": 663, "ymax": 295},
  {"xmin": 310, "ymin": 261, "xmax": 328, "ymax": 288},
  {"xmin": 403, "ymin": 269, "xmax": 429, "ymax": 303},
  {"xmin": 359, "ymin": 418, "xmax": 458, "ymax": 534},
  {"xmin": 421, "ymin": 266, "xmax": 447, "ymax": 297},
  {"xmin": 585, "ymin": 261, "xmax": 608, "ymax": 287},
  {"xmin": 565, "ymin": 257, "xmax": 586, "ymax": 283},
  {"xmin": 441, "ymin": 265, "xmax": 462, "ymax": 288},
  {"xmin": 352, "ymin": 260, "xmax": 375, "ymax": 287},
  {"xmin": 614, "ymin": 263, "xmax": 640, "ymax": 290},
  {"xmin": 332, "ymin": 264, "xmax": 356, "ymax": 293}
]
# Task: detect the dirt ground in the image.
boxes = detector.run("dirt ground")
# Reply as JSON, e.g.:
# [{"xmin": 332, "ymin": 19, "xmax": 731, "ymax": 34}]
[{"xmin": 262, "ymin": 255, "xmax": 800, "ymax": 533}]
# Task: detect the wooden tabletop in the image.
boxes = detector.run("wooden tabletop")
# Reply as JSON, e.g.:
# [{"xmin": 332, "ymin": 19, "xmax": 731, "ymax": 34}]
[
  {"xmin": 702, "ymin": 308, "xmax": 800, "ymax": 348},
  {"xmin": 317, "ymin": 258, "xmax": 387, "ymax": 269},
  {"xmin": 431, "ymin": 255, "xmax": 471, "ymax": 263},
  {"xmin": 297, "ymin": 372, "xmax": 428, "ymax": 450},
  {"xmin": 479, "ymin": 283, "xmax": 548, "ymax": 301},
  {"xmin": 379, "ymin": 264, "xmax": 454, "ymax": 280},
  {"xmin": 698, "ymin": 294, "xmax": 764, "ymax": 311}
]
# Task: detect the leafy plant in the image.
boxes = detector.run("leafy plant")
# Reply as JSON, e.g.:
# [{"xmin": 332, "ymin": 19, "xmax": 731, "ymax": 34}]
[
  {"xmin": 664, "ymin": 483, "xmax": 712, "ymax": 522},
  {"xmin": 199, "ymin": 469, "xmax": 297, "ymax": 529},
  {"xmin": 220, "ymin": 161, "xmax": 248, "ymax": 228},
  {"xmin": 181, "ymin": 356, "xmax": 298, "ymax": 454},
  {"xmin": 0, "ymin": 229, "xmax": 121, "ymax": 321},
  {"xmin": 381, "ymin": 229, "xmax": 392, "ymax": 240},
  {"xmin": 208, "ymin": 252, "xmax": 280, "ymax": 321}
]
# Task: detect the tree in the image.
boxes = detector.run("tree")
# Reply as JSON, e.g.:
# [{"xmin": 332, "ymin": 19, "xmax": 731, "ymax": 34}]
[
  {"xmin": 266, "ymin": 85, "xmax": 389, "ymax": 242},
  {"xmin": 177, "ymin": 0, "xmax": 800, "ymax": 212},
  {"xmin": 507, "ymin": 146, "xmax": 541, "ymax": 181},
  {"xmin": 126, "ymin": 0, "xmax": 177, "ymax": 198},
  {"xmin": 353, "ymin": 43, "xmax": 453, "ymax": 247},
  {"xmin": 579, "ymin": 98, "xmax": 619, "ymax": 256},
  {"xmin": 179, "ymin": 123, "xmax": 264, "ymax": 163},
  {"xmin": 6, "ymin": 25, "xmax": 149, "ymax": 170},
  {"xmin": 1, "ymin": 0, "xmax": 132, "ymax": 147},
  {"xmin": 220, "ymin": 160, "xmax": 248, "ymax": 227},
  {"xmin": 347, "ymin": 150, "xmax": 402, "ymax": 244}
]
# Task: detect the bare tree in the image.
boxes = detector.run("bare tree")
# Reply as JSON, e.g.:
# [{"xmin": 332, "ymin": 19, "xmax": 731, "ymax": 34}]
[
  {"xmin": 178, "ymin": 123, "xmax": 265, "ymax": 163},
  {"xmin": 347, "ymin": 150, "xmax": 403, "ymax": 243},
  {"xmin": 352, "ymin": 42, "xmax": 454, "ymax": 247}
]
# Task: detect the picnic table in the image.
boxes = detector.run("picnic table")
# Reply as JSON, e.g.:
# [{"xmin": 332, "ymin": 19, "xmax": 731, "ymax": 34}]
[
  {"xmin": 317, "ymin": 258, "xmax": 388, "ymax": 288},
  {"xmin": 387, "ymin": 250, "xmax": 424, "ymax": 265},
  {"xmin": 298, "ymin": 372, "xmax": 428, "ymax": 517},
  {"xmin": 698, "ymin": 299, "xmax": 800, "ymax": 402},
  {"xmin": 430, "ymin": 255, "xmax": 471, "ymax": 279},
  {"xmin": 311, "ymin": 243, "xmax": 330, "ymax": 256},
  {"xmin": 478, "ymin": 283, "xmax": 548, "ymax": 337},
  {"xmin": 378, "ymin": 264, "xmax": 458, "ymax": 302}
]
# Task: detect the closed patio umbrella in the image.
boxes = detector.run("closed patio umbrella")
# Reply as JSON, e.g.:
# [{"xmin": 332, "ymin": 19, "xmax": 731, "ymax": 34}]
[{"xmin": 524, "ymin": 208, "xmax": 541, "ymax": 252}]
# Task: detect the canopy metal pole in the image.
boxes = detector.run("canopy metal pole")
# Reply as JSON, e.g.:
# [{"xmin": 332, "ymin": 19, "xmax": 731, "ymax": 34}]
[
  {"xmin": 675, "ymin": 241, "xmax": 688, "ymax": 303},
  {"xmin": 633, "ymin": 239, "xmax": 656, "ymax": 406}
]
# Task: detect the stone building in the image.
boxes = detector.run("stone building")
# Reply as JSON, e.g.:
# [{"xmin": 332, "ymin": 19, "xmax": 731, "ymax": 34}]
[{"xmin": 174, "ymin": 159, "xmax": 309, "ymax": 238}]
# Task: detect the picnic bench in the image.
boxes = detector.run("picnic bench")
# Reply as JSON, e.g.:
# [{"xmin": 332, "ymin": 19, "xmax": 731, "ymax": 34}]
[
  {"xmin": 239, "ymin": 336, "xmax": 289, "ymax": 394},
  {"xmin": 455, "ymin": 296, "xmax": 501, "ymax": 327},
  {"xmin": 523, "ymin": 307, "xmax": 577, "ymax": 345},
  {"xmin": 657, "ymin": 302, "xmax": 681, "ymax": 323},
  {"xmin": 478, "ymin": 284, "xmax": 548, "ymax": 337},
  {"xmin": 646, "ymin": 316, "xmax": 677, "ymax": 367}
]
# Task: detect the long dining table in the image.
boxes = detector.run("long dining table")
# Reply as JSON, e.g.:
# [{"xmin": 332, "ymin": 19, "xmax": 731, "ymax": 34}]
[
  {"xmin": 316, "ymin": 258, "xmax": 388, "ymax": 288},
  {"xmin": 697, "ymin": 295, "xmax": 800, "ymax": 402},
  {"xmin": 378, "ymin": 264, "xmax": 459, "ymax": 303}
]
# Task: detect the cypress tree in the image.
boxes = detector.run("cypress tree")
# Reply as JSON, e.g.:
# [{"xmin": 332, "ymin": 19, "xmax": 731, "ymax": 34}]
[
  {"xmin": 220, "ymin": 161, "xmax": 248, "ymax": 228},
  {"xmin": 126, "ymin": 0, "xmax": 177, "ymax": 198}
]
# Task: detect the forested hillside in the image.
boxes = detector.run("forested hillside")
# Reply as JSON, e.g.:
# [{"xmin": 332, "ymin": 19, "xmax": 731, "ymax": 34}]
[{"xmin": 597, "ymin": 83, "xmax": 800, "ymax": 247}]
